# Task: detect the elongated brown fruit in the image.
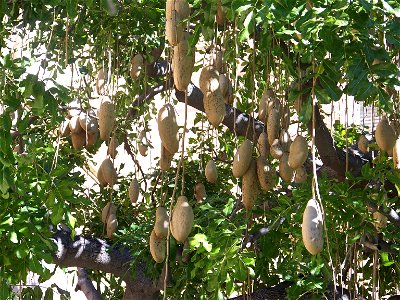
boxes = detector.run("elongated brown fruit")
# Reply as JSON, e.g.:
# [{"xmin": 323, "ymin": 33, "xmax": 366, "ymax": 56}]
[
  {"xmin": 288, "ymin": 135, "xmax": 308, "ymax": 170},
  {"xmin": 205, "ymin": 160, "xmax": 218, "ymax": 183},
  {"xmin": 173, "ymin": 32, "xmax": 195, "ymax": 91},
  {"xmin": 130, "ymin": 54, "xmax": 143, "ymax": 79},
  {"xmin": 106, "ymin": 214, "xmax": 118, "ymax": 238},
  {"xmin": 60, "ymin": 119, "xmax": 71, "ymax": 137},
  {"xmin": 96, "ymin": 68, "xmax": 107, "ymax": 95},
  {"xmin": 194, "ymin": 182, "xmax": 206, "ymax": 202},
  {"xmin": 358, "ymin": 135, "xmax": 369, "ymax": 154},
  {"xmin": 160, "ymin": 145, "xmax": 174, "ymax": 171},
  {"xmin": 98, "ymin": 96, "xmax": 115, "ymax": 141},
  {"xmin": 267, "ymin": 108, "xmax": 280, "ymax": 145},
  {"xmin": 69, "ymin": 115, "xmax": 83, "ymax": 134},
  {"xmin": 302, "ymin": 199, "xmax": 323, "ymax": 255},
  {"xmin": 270, "ymin": 139, "xmax": 283, "ymax": 160},
  {"xmin": 129, "ymin": 178, "xmax": 140, "ymax": 203},
  {"xmin": 256, "ymin": 156, "xmax": 276, "ymax": 192},
  {"xmin": 170, "ymin": 196, "xmax": 194, "ymax": 242},
  {"xmin": 199, "ymin": 66, "xmax": 219, "ymax": 93},
  {"xmin": 101, "ymin": 202, "xmax": 117, "ymax": 223},
  {"xmin": 203, "ymin": 90, "xmax": 226, "ymax": 127},
  {"xmin": 242, "ymin": 160, "xmax": 259, "ymax": 211},
  {"xmin": 139, "ymin": 130, "xmax": 148, "ymax": 157},
  {"xmin": 150, "ymin": 229, "xmax": 166, "ymax": 263},
  {"xmin": 166, "ymin": 0, "xmax": 190, "ymax": 46},
  {"xmin": 257, "ymin": 132, "xmax": 269, "ymax": 158},
  {"xmin": 100, "ymin": 158, "xmax": 118, "ymax": 186},
  {"xmin": 279, "ymin": 153, "xmax": 293, "ymax": 183},
  {"xmin": 71, "ymin": 131, "xmax": 86, "ymax": 150},
  {"xmin": 154, "ymin": 206, "xmax": 169, "ymax": 239},
  {"xmin": 294, "ymin": 165, "xmax": 307, "ymax": 183},
  {"xmin": 393, "ymin": 138, "xmax": 400, "ymax": 171},
  {"xmin": 79, "ymin": 110, "xmax": 98, "ymax": 135},
  {"xmin": 158, "ymin": 103, "xmax": 179, "ymax": 154},
  {"xmin": 97, "ymin": 164, "xmax": 108, "ymax": 187},
  {"xmin": 107, "ymin": 135, "xmax": 118, "ymax": 159},
  {"xmin": 376, "ymin": 117, "xmax": 396, "ymax": 152},
  {"xmin": 232, "ymin": 140, "xmax": 253, "ymax": 178}
]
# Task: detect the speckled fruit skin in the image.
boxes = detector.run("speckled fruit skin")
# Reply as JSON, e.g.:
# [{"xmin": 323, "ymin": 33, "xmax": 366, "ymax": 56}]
[
  {"xmin": 376, "ymin": 117, "xmax": 397, "ymax": 152},
  {"xmin": 232, "ymin": 140, "xmax": 253, "ymax": 178},
  {"xmin": 203, "ymin": 90, "xmax": 226, "ymax": 127},
  {"xmin": 267, "ymin": 108, "xmax": 280, "ymax": 146},
  {"xmin": 205, "ymin": 160, "xmax": 218, "ymax": 183},
  {"xmin": 157, "ymin": 103, "xmax": 179, "ymax": 154},
  {"xmin": 173, "ymin": 32, "xmax": 195, "ymax": 91},
  {"xmin": 150, "ymin": 229, "xmax": 166, "ymax": 263},
  {"xmin": 256, "ymin": 156, "xmax": 276, "ymax": 192},
  {"xmin": 165, "ymin": 0, "xmax": 190, "ymax": 46},
  {"xmin": 358, "ymin": 135, "xmax": 369, "ymax": 154},
  {"xmin": 279, "ymin": 153, "xmax": 293, "ymax": 183},
  {"xmin": 98, "ymin": 96, "xmax": 115, "ymax": 141},
  {"xmin": 128, "ymin": 178, "xmax": 139, "ymax": 203},
  {"xmin": 71, "ymin": 131, "xmax": 86, "ymax": 150},
  {"xmin": 194, "ymin": 182, "xmax": 206, "ymax": 202},
  {"xmin": 288, "ymin": 135, "xmax": 308, "ymax": 170},
  {"xmin": 154, "ymin": 207, "xmax": 169, "ymax": 239},
  {"xmin": 102, "ymin": 202, "xmax": 117, "ymax": 224},
  {"xmin": 242, "ymin": 160, "xmax": 259, "ymax": 211},
  {"xmin": 257, "ymin": 132, "xmax": 269, "ymax": 158},
  {"xmin": 302, "ymin": 199, "xmax": 323, "ymax": 255},
  {"xmin": 294, "ymin": 165, "xmax": 307, "ymax": 183},
  {"xmin": 170, "ymin": 196, "xmax": 194, "ymax": 243},
  {"xmin": 99, "ymin": 158, "xmax": 117, "ymax": 186}
]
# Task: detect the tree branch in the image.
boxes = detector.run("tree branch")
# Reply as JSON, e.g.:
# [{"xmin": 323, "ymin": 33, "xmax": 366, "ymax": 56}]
[
  {"xmin": 51, "ymin": 229, "xmax": 159, "ymax": 300},
  {"xmin": 76, "ymin": 268, "xmax": 103, "ymax": 300}
]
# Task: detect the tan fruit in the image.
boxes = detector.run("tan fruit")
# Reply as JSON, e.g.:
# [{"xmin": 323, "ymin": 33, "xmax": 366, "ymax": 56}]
[
  {"xmin": 71, "ymin": 131, "xmax": 86, "ymax": 150},
  {"xmin": 157, "ymin": 103, "xmax": 179, "ymax": 154},
  {"xmin": 79, "ymin": 110, "xmax": 98, "ymax": 135},
  {"xmin": 106, "ymin": 214, "xmax": 118, "ymax": 238},
  {"xmin": 101, "ymin": 202, "xmax": 117, "ymax": 223},
  {"xmin": 242, "ymin": 160, "xmax": 259, "ymax": 211},
  {"xmin": 394, "ymin": 138, "xmax": 400, "ymax": 171},
  {"xmin": 376, "ymin": 117, "xmax": 397, "ymax": 152},
  {"xmin": 100, "ymin": 158, "xmax": 118, "ymax": 186},
  {"xmin": 256, "ymin": 156, "xmax": 276, "ymax": 192},
  {"xmin": 130, "ymin": 54, "xmax": 143, "ymax": 79},
  {"xmin": 69, "ymin": 115, "xmax": 83, "ymax": 134},
  {"xmin": 232, "ymin": 139, "xmax": 253, "ymax": 178},
  {"xmin": 279, "ymin": 153, "xmax": 294, "ymax": 183},
  {"xmin": 96, "ymin": 68, "xmax": 107, "ymax": 95},
  {"xmin": 219, "ymin": 74, "xmax": 233, "ymax": 105},
  {"xmin": 96, "ymin": 165, "xmax": 108, "ymax": 187},
  {"xmin": 267, "ymin": 108, "xmax": 280, "ymax": 145},
  {"xmin": 214, "ymin": 50, "xmax": 223, "ymax": 74},
  {"xmin": 358, "ymin": 135, "xmax": 369, "ymax": 154},
  {"xmin": 160, "ymin": 145, "xmax": 174, "ymax": 171},
  {"xmin": 257, "ymin": 132, "xmax": 270, "ymax": 158},
  {"xmin": 288, "ymin": 135, "xmax": 308, "ymax": 170},
  {"xmin": 302, "ymin": 198, "xmax": 324, "ymax": 255},
  {"xmin": 170, "ymin": 196, "xmax": 194, "ymax": 242},
  {"xmin": 258, "ymin": 89, "xmax": 274, "ymax": 122},
  {"xmin": 128, "ymin": 178, "xmax": 140, "ymax": 203},
  {"xmin": 279, "ymin": 129, "xmax": 292, "ymax": 153},
  {"xmin": 205, "ymin": 160, "xmax": 218, "ymax": 183},
  {"xmin": 372, "ymin": 211, "xmax": 388, "ymax": 231},
  {"xmin": 107, "ymin": 135, "xmax": 118, "ymax": 159},
  {"xmin": 294, "ymin": 165, "xmax": 307, "ymax": 183},
  {"xmin": 60, "ymin": 119, "xmax": 71, "ymax": 137},
  {"xmin": 86, "ymin": 131, "xmax": 98, "ymax": 147},
  {"xmin": 266, "ymin": 90, "xmax": 281, "ymax": 117},
  {"xmin": 173, "ymin": 32, "xmax": 195, "ymax": 91},
  {"xmin": 154, "ymin": 206, "xmax": 169, "ymax": 239},
  {"xmin": 194, "ymin": 182, "xmax": 206, "ymax": 202},
  {"xmin": 281, "ymin": 104, "xmax": 290, "ymax": 130},
  {"xmin": 270, "ymin": 139, "xmax": 283, "ymax": 160},
  {"xmin": 138, "ymin": 130, "xmax": 148, "ymax": 157},
  {"xmin": 199, "ymin": 66, "xmax": 219, "ymax": 93},
  {"xmin": 98, "ymin": 96, "xmax": 115, "ymax": 141},
  {"xmin": 166, "ymin": 0, "xmax": 190, "ymax": 46},
  {"xmin": 203, "ymin": 90, "xmax": 226, "ymax": 127},
  {"xmin": 216, "ymin": 0, "xmax": 227, "ymax": 26},
  {"xmin": 149, "ymin": 229, "xmax": 166, "ymax": 263}
]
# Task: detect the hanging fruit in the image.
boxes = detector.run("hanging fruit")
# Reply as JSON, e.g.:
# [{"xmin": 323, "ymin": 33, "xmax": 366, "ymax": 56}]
[{"xmin": 302, "ymin": 198, "xmax": 324, "ymax": 255}]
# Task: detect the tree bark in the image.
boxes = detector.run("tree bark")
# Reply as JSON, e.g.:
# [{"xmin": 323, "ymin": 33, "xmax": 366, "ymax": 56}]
[
  {"xmin": 76, "ymin": 268, "xmax": 103, "ymax": 300},
  {"xmin": 52, "ymin": 229, "xmax": 158, "ymax": 300}
]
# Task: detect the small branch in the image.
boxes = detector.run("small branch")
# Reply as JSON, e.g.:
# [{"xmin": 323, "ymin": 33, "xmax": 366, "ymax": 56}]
[
  {"xmin": 122, "ymin": 134, "xmax": 148, "ymax": 191},
  {"xmin": 76, "ymin": 268, "xmax": 103, "ymax": 300},
  {"xmin": 127, "ymin": 83, "xmax": 167, "ymax": 119}
]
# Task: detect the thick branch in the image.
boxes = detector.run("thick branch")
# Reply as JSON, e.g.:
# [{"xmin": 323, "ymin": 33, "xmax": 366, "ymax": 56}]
[
  {"xmin": 76, "ymin": 268, "xmax": 103, "ymax": 300},
  {"xmin": 52, "ymin": 229, "xmax": 158, "ymax": 300}
]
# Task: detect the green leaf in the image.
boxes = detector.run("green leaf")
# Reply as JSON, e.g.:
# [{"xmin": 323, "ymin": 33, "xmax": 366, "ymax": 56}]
[{"xmin": 239, "ymin": 10, "xmax": 254, "ymax": 42}]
